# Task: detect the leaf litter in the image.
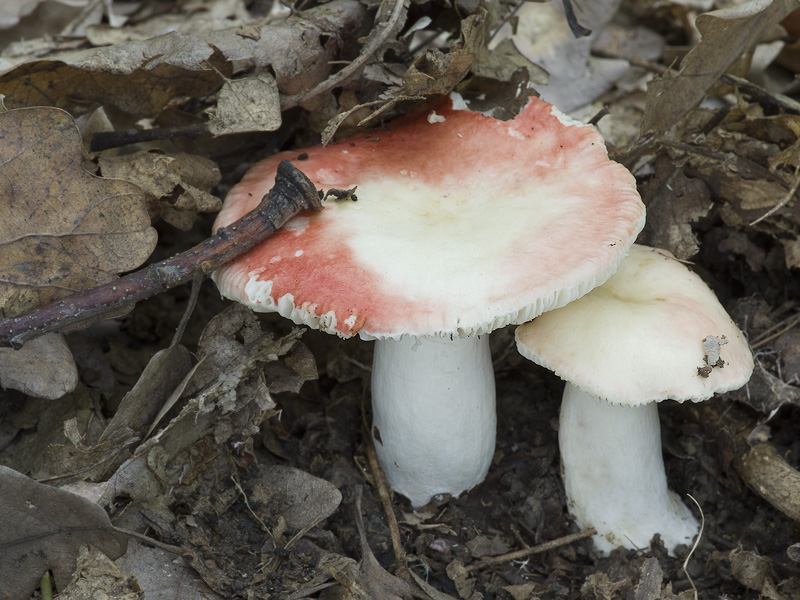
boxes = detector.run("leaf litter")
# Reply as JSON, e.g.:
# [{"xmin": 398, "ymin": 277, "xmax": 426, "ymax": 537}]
[{"xmin": 2, "ymin": 0, "xmax": 800, "ymax": 598}]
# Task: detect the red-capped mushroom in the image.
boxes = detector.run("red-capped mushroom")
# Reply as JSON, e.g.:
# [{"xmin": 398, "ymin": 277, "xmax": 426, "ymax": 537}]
[{"xmin": 212, "ymin": 93, "xmax": 645, "ymax": 507}]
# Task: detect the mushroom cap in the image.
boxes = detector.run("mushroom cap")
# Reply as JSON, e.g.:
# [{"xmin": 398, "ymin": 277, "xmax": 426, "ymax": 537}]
[
  {"xmin": 213, "ymin": 94, "xmax": 645, "ymax": 340},
  {"xmin": 515, "ymin": 244, "xmax": 755, "ymax": 404}
]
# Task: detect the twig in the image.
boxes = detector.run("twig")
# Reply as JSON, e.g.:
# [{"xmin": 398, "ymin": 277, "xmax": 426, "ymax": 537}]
[
  {"xmin": 0, "ymin": 160, "xmax": 323, "ymax": 348},
  {"xmin": 682, "ymin": 495, "xmax": 704, "ymax": 600},
  {"xmin": 90, "ymin": 123, "xmax": 207, "ymax": 152},
  {"xmin": 111, "ymin": 525, "xmax": 191, "ymax": 556},
  {"xmin": 561, "ymin": 0, "xmax": 591, "ymax": 37},
  {"xmin": 752, "ymin": 311, "xmax": 800, "ymax": 349},
  {"xmin": 749, "ymin": 167, "xmax": 800, "ymax": 226},
  {"xmin": 280, "ymin": 0, "xmax": 407, "ymax": 111},
  {"xmin": 465, "ymin": 528, "xmax": 596, "ymax": 573},
  {"xmin": 362, "ymin": 389, "xmax": 409, "ymax": 577}
]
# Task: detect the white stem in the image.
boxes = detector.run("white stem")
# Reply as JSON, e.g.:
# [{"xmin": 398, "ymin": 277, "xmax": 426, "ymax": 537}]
[
  {"xmin": 371, "ymin": 335, "xmax": 496, "ymax": 508},
  {"xmin": 559, "ymin": 383, "xmax": 699, "ymax": 555}
]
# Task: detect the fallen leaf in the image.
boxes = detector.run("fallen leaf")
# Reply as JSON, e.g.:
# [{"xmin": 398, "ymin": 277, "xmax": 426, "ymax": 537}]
[
  {"xmin": 502, "ymin": 583, "xmax": 537, "ymax": 600},
  {"xmin": 264, "ymin": 342, "xmax": 318, "ymax": 394},
  {"xmin": 634, "ymin": 556, "xmax": 664, "ymax": 600},
  {"xmin": 402, "ymin": 12, "xmax": 484, "ymax": 97},
  {"xmin": 207, "ymin": 73, "xmax": 282, "ymax": 136},
  {"xmin": 251, "ymin": 465, "xmax": 342, "ymax": 531},
  {"xmin": 495, "ymin": 0, "xmax": 628, "ymax": 111},
  {"xmin": 730, "ymin": 547, "xmax": 777, "ymax": 592},
  {"xmin": 641, "ymin": 0, "xmax": 799, "ymax": 137},
  {"xmin": 116, "ymin": 541, "xmax": 222, "ymax": 600},
  {"xmin": 638, "ymin": 155, "xmax": 712, "ymax": 259},
  {"xmin": 465, "ymin": 534, "xmax": 509, "ymax": 558},
  {"xmin": 0, "ymin": 107, "xmax": 156, "ymax": 317},
  {"xmin": 101, "ymin": 343, "xmax": 194, "ymax": 444},
  {"xmin": 472, "ymin": 37, "xmax": 548, "ymax": 86},
  {"xmin": 97, "ymin": 151, "xmax": 222, "ymax": 231},
  {"xmin": 0, "ymin": 0, "xmax": 367, "ymax": 118},
  {"xmin": 341, "ymin": 486, "xmax": 411, "ymax": 600},
  {"xmin": 0, "ymin": 466, "xmax": 128, "ymax": 600},
  {"xmin": 0, "ymin": 332, "xmax": 78, "ymax": 399},
  {"xmin": 57, "ymin": 545, "xmax": 139, "ymax": 600},
  {"xmin": 0, "ymin": 0, "xmax": 45, "ymax": 29},
  {"xmin": 446, "ymin": 559, "xmax": 474, "ymax": 600}
]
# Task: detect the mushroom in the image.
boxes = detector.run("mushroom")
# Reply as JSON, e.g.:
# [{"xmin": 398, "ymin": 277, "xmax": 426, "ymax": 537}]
[
  {"xmin": 212, "ymin": 93, "xmax": 645, "ymax": 507},
  {"xmin": 515, "ymin": 245, "xmax": 754, "ymax": 554}
]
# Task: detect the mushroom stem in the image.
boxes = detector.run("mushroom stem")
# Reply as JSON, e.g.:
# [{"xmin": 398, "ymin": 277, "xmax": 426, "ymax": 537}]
[
  {"xmin": 371, "ymin": 334, "xmax": 496, "ymax": 508},
  {"xmin": 559, "ymin": 383, "xmax": 699, "ymax": 555}
]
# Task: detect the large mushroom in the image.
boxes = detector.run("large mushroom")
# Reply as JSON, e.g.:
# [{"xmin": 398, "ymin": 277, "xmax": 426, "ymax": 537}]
[
  {"xmin": 212, "ymin": 93, "xmax": 645, "ymax": 507},
  {"xmin": 515, "ymin": 245, "xmax": 754, "ymax": 554}
]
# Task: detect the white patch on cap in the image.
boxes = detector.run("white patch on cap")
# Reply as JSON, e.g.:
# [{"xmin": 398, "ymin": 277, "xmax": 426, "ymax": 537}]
[
  {"xmin": 507, "ymin": 127, "xmax": 525, "ymax": 140},
  {"xmin": 285, "ymin": 216, "xmax": 310, "ymax": 234},
  {"xmin": 427, "ymin": 111, "xmax": 446, "ymax": 124},
  {"xmin": 548, "ymin": 103, "xmax": 590, "ymax": 128},
  {"xmin": 329, "ymin": 175, "xmax": 583, "ymax": 307},
  {"xmin": 294, "ymin": 250, "xmax": 304, "ymax": 257}
]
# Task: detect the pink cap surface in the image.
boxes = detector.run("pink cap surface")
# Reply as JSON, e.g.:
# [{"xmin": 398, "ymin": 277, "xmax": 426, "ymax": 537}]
[
  {"xmin": 213, "ymin": 95, "xmax": 645, "ymax": 340},
  {"xmin": 515, "ymin": 245, "xmax": 755, "ymax": 404}
]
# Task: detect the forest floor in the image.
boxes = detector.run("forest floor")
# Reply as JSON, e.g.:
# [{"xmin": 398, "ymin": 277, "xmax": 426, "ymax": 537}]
[{"xmin": 1, "ymin": 0, "xmax": 800, "ymax": 599}]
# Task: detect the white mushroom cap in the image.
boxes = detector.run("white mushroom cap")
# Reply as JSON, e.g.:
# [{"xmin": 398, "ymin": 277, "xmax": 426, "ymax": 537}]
[
  {"xmin": 515, "ymin": 244, "xmax": 754, "ymax": 555},
  {"xmin": 515, "ymin": 244, "xmax": 754, "ymax": 405}
]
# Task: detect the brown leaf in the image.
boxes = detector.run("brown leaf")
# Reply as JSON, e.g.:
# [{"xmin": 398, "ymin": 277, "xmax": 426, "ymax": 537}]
[
  {"xmin": 0, "ymin": 332, "xmax": 78, "ymax": 398},
  {"xmin": 100, "ymin": 344, "xmax": 193, "ymax": 443},
  {"xmin": 207, "ymin": 73, "xmax": 282, "ymax": 136},
  {"xmin": 634, "ymin": 556, "xmax": 664, "ymax": 600},
  {"xmin": 250, "ymin": 465, "xmax": 341, "ymax": 531},
  {"xmin": 0, "ymin": 0, "xmax": 367, "ymax": 118},
  {"xmin": 641, "ymin": 0, "xmax": 799, "ymax": 137},
  {"xmin": 348, "ymin": 486, "xmax": 412, "ymax": 600},
  {"xmin": 0, "ymin": 466, "xmax": 128, "ymax": 600},
  {"xmin": 57, "ymin": 545, "xmax": 140, "ymax": 600},
  {"xmin": 465, "ymin": 534, "xmax": 509, "ymax": 558},
  {"xmin": 639, "ymin": 155, "xmax": 712, "ymax": 259},
  {"xmin": 97, "ymin": 151, "xmax": 222, "ymax": 230},
  {"xmin": 402, "ymin": 12, "xmax": 485, "ymax": 97},
  {"xmin": 264, "ymin": 342, "xmax": 318, "ymax": 394},
  {"xmin": 0, "ymin": 107, "xmax": 156, "ymax": 317},
  {"xmin": 472, "ymin": 37, "xmax": 548, "ymax": 85}
]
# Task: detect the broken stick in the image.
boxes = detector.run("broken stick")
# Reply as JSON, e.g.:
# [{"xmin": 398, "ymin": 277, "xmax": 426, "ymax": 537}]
[{"xmin": 0, "ymin": 160, "xmax": 323, "ymax": 348}]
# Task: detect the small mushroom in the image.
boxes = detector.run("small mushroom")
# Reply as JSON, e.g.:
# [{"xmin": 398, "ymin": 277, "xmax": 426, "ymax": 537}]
[
  {"xmin": 515, "ymin": 245, "xmax": 754, "ymax": 554},
  {"xmin": 212, "ymin": 93, "xmax": 645, "ymax": 507}
]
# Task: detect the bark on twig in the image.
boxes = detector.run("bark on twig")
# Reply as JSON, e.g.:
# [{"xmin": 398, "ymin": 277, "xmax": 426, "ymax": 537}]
[
  {"xmin": 464, "ymin": 529, "xmax": 597, "ymax": 573},
  {"xmin": 0, "ymin": 160, "xmax": 323, "ymax": 348},
  {"xmin": 687, "ymin": 399, "xmax": 800, "ymax": 523}
]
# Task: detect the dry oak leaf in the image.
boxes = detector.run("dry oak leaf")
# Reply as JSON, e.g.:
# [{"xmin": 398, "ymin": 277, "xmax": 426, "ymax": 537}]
[
  {"xmin": 0, "ymin": 466, "xmax": 128, "ymax": 600},
  {"xmin": 641, "ymin": 0, "xmax": 800, "ymax": 137},
  {"xmin": 0, "ymin": 106, "xmax": 156, "ymax": 318},
  {"xmin": 98, "ymin": 150, "xmax": 222, "ymax": 230},
  {"xmin": 0, "ymin": 0, "xmax": 366, "ymax": 118}
]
